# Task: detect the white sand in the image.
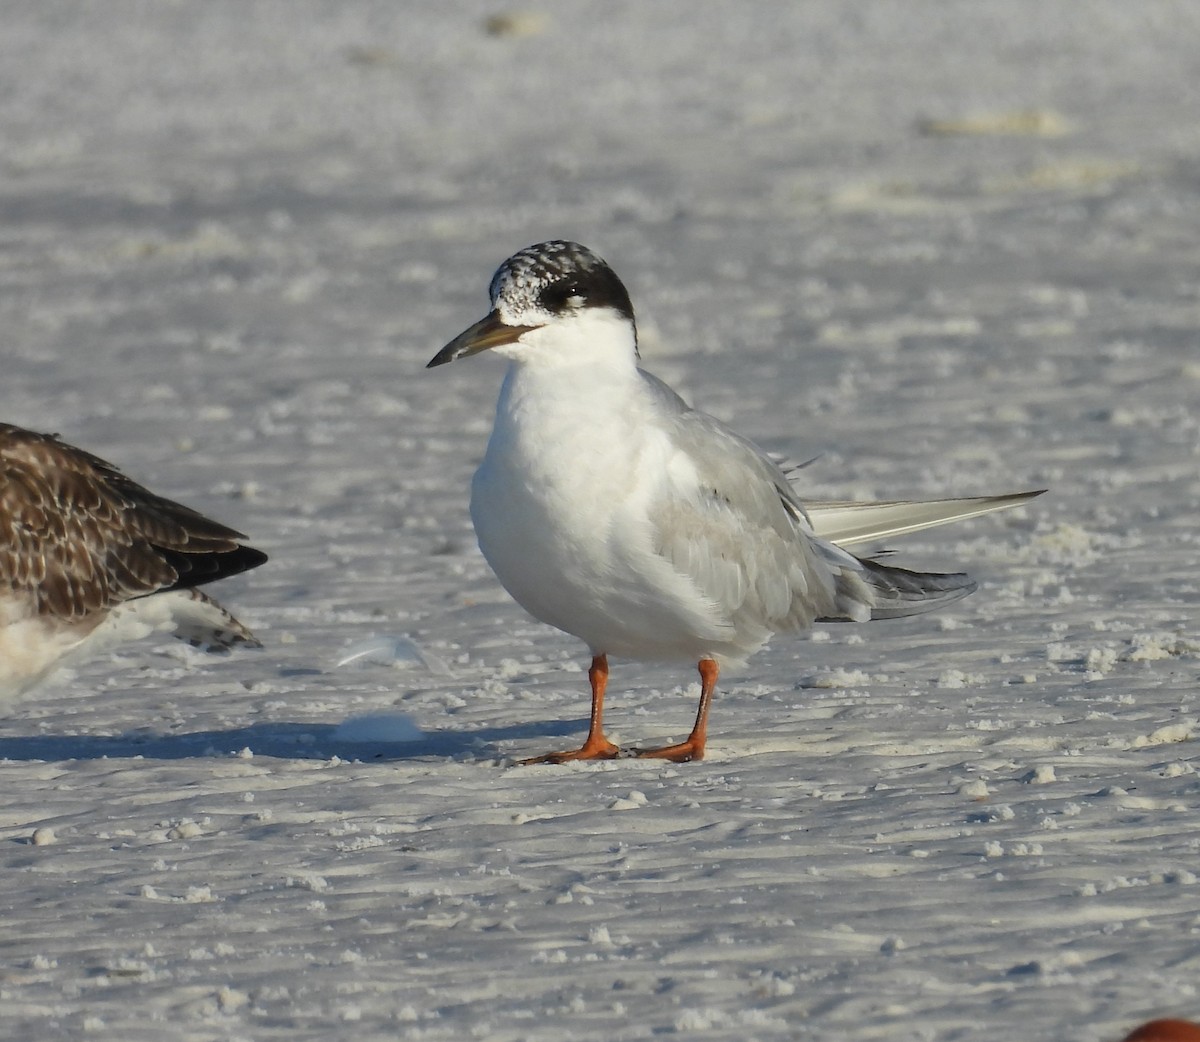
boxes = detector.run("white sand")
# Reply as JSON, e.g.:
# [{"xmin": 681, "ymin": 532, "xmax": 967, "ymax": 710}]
[{"xmin": 2, "ymin": 3, "xmax": 1199, "ymax": 1039}]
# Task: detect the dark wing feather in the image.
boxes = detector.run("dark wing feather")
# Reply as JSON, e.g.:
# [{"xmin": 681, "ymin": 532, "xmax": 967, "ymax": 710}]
[{"xmin": 0, "ymin": 424, "xmax": 266, "ymax": 620}]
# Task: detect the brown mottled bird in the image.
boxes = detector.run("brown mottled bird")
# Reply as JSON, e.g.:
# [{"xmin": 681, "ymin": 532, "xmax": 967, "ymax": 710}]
[{"xmin": 1, "ymin": 424, "xmax": 266, "ymax": 697}]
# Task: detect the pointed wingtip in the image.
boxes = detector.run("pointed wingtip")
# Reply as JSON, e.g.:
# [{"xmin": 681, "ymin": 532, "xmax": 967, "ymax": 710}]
[{"xmin": 808, "ymin": 489, "xmax": 1046, "ymax": 547}]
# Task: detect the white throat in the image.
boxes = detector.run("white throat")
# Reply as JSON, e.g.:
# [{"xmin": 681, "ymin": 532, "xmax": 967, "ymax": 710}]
[{"xmin": 491, "ymin": 306, "xmax": 637, "ymax": 374}]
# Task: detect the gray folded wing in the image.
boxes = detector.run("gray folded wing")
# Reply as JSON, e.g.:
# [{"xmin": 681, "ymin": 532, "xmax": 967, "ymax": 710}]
[{"xmin": 638, "ymin": 372, "xmax": 973, "ymax": 638}]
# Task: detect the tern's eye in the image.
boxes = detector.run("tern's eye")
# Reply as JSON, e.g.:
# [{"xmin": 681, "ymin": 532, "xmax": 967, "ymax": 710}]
[{"xmin": 540, "ymin": 282, "xmax": 586, "ymax": 313}]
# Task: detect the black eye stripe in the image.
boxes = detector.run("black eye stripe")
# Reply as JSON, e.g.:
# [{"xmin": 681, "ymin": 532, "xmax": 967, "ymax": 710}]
[
  {"xmin": 489, "ymin": 241, "xmax": 636, "ymax": 323},
  {"xmin": 539, "ymin": 282, "xmax": 584, "ymax": 310},
  {"xmin": 536, "ymin": 273, "xmax": 634, "ymax": 320}
]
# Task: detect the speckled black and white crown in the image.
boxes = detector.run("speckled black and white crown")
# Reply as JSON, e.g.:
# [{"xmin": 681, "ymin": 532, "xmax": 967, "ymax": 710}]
[{"xmin": 488, "ymin": 241, "xmax": 635, "ymax": 325}]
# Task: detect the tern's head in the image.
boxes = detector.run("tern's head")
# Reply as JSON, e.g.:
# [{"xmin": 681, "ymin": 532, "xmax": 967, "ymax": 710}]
[{"xmin": 427, "ymin": 241, "xmax": 637, "ymax": 369}]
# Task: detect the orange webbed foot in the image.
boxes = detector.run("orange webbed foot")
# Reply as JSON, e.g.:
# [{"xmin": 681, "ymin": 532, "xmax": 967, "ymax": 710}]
[
  {"xmin": 518, "ymin": 735, "xmax": 620, "ymax": 765},
  {"xmin": 633, "ymin": 739, "xmax": 705, "ymax": 763}
]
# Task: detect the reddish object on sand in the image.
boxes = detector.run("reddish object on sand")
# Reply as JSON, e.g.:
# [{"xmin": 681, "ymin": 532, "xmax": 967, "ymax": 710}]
[{"xmin": 1122, "ymin": 1020, "xmax": 1200, "ymax": 1042}]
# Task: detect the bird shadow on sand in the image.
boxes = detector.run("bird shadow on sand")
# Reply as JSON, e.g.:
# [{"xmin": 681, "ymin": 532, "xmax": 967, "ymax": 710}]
[{"xmin": 0, "ymin": 718, "xmax": 588, "ymax": 765}]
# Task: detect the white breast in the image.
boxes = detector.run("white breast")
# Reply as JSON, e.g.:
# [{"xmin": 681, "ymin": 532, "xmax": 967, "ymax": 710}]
[{"xmin": 470, "ymin": 359, "xmax": 730, "ymax": 662}]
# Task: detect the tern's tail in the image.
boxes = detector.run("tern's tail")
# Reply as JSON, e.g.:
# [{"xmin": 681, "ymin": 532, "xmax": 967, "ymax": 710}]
[
  {"xmin": 860, "ymin": 559, "xmax": 977, "ymax": 620},
  {"xmin": 809, "ymin": 489, "xmax": 1042, "ymax": 623},
  {"xmin": 820, "ymin": 559, "xmax": 977, "ymax": 623}
]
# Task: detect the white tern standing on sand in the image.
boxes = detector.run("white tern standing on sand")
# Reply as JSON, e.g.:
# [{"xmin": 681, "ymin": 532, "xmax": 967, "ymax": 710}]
[{"xmin": 428, "ymin": 241, "xmax": 1041, "ymax": 764}]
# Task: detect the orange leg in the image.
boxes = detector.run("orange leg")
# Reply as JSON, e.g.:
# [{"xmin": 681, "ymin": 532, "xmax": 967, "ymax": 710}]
[
  {"xmin": 519, "ymin": 654, "xmax": 621, "ymax": 764},
  {"xmin": 635, "ymin": 658, "xmax": 718, "ymax": 762}
]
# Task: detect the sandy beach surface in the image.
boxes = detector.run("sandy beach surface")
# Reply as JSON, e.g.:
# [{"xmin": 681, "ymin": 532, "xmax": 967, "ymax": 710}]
[{"xmin": 2, "ymin": 3, "xmax": 1199, "ymax": 1039}]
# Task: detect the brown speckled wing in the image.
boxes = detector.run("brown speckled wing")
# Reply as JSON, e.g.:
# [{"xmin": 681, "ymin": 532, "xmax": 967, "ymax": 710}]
[{"xmin": 0, "ymin": 424, "xmax": 266, "ymax": 620}]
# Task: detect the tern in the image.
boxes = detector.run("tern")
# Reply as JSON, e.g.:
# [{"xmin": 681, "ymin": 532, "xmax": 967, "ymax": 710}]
[
  {"xmin": 429, "ymin": 241, "xmax": 1041, "ymax": 763},
  {"xmin": 0, "ymin": 424, "xmax": 266, "ymax": 698}
]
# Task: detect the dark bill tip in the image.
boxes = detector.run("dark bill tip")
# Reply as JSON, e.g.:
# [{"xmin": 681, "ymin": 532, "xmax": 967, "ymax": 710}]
[{"xmin": 426, "ymin": 311, "xmax": 538, "ymax": 368}]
